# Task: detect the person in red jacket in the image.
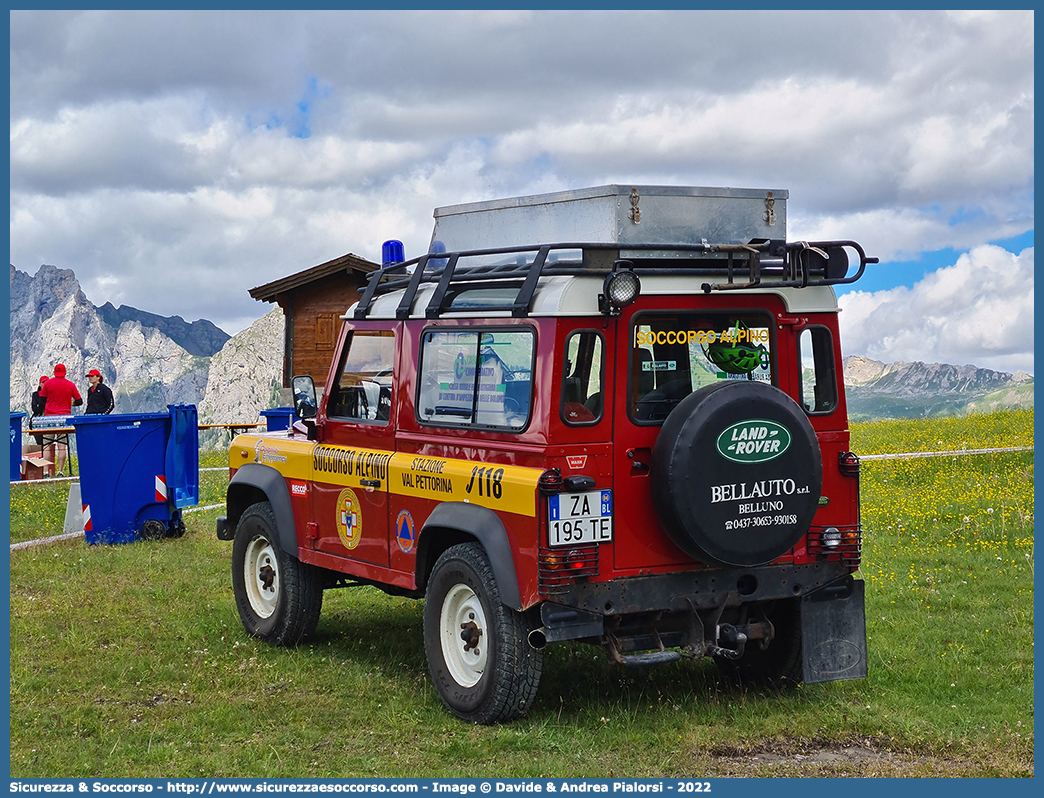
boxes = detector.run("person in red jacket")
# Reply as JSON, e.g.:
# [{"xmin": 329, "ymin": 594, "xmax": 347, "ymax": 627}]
[{"xmin": 39, "ymin": 363, "xmax": 83, "ymax": 476}]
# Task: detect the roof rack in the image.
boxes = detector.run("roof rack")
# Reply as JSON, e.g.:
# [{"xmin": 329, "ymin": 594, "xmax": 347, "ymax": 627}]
[{"xmin": 353, "ymin": 239, "xmax": 877, "ymax": 320}]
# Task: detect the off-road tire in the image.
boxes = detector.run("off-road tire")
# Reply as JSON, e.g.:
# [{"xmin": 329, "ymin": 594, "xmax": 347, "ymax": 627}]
[
  {"xmin": 423, "ymin": 542, "xmax": 542, "ymax": 724},
  {"xmin": 716, "ymin": 598, "xmax": 803, "ymax": 688},
  {"xmin": 232, "ymin": 501, "xmax": 323, "ymax": 646}
]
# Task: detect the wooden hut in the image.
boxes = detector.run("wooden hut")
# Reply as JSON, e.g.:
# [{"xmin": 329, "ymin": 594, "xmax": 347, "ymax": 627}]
[{"xmin": 249, "ymin": 252, "xmax": 379, "ymax": 389}]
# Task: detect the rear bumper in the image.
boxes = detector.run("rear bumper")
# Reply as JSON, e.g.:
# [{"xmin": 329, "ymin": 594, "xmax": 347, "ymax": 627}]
[
  {"xmin": 550, "ymin": 560, "xmax": 853, "ymax": 616},
  {"xmin": 537, "ymin": 562, "xmax": 867, "ymax": 684}
]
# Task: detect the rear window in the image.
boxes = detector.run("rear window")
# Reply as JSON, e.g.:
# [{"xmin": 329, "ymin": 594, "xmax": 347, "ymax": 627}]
[
  {"xmin": 417, "ymin": 328, "xmax": 535, "ymax": 431},
  {"xmin": 630, "ymin": 311, "xmax": 774, "ymax": 424},
  {"xmin": 799, "ymin": 325, "xmax": 838, "ymax": 414}
]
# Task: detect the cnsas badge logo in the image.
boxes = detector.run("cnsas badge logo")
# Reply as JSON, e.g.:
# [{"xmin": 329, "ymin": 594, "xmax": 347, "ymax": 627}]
[
  {"xmin": 335, "ymin": 488, "xmax": 363, "ymax": 550},
  {"xmin": 717, "ymin": 419, "xmax": 792, "ymax": 463}
]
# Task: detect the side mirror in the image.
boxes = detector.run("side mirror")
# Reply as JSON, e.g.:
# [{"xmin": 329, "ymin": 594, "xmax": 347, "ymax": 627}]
[{"xmin": 292, "ymin": 375, "xmax": 318, "ymax": 419}]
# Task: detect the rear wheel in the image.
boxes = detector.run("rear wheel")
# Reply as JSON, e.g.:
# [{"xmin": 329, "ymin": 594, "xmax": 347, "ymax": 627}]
[
  {"xmin": 423, "ymin": 543, "xmax": 542, "ymax": 724},
  {"xmin": 232, "ymin": 501, "xmax": 322, "ymax": 645}
]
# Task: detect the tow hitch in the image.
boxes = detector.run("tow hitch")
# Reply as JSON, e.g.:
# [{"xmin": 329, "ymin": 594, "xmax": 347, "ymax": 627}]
[
  {"xmin": 708, "ymin": 619, "xmax": 775, "ymax": 660},
  {"xmin": 603, "ymin": 615, "xmax": 774, "ymax": 666}
]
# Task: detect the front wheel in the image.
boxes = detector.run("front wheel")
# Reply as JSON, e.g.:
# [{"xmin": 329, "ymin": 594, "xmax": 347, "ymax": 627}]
[
  {"xmin": 232, "ymin": 501, "xmax": 323, "ymax": 645},
  {"xmin": 423, "ymin": 543, "xmax": 542, "ymax": 724}
]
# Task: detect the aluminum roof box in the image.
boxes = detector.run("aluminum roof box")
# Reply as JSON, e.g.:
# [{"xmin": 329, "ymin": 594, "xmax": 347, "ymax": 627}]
[{"xmin": 430, "ymin": 184, "xmax": 787, "ymax": 253}]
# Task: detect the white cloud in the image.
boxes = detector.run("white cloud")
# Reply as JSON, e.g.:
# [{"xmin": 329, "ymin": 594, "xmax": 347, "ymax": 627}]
[
  {"xmin": 837, "ymin": 245, "xmax": 1034, "ymax": 374},
  {"xmin": 790, "ymin": 206, "xmax": 1031, "ymax": 264}
]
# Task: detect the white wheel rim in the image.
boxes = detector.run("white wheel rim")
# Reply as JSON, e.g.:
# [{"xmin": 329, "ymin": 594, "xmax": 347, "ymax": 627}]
[
  {"xmin": 440, "ymin": 583, "xmax": 487, "ymax": 688},
  {"xmin": 244, "ymin": 536, "xmax": 279, "ymax": 619}
]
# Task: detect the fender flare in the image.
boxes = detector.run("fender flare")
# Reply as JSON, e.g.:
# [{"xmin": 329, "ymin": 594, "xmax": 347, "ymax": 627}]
[
  {"xmin": 227, "ymin": 463, "xmax": 299, "ymax": 556},
  {"xmin": 417, "ymin": 502, "xmax": 523, "ymax": 610}
]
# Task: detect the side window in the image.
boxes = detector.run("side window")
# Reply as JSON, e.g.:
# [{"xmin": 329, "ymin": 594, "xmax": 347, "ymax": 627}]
[
  {"xmin": 417, "ymin": 329, "xmax": 534, "ymax": 431},
  {"xmin": 799, "ymin": 326, "xmax": 838, "ymax": 414},
  {"xmin": 561, "ymin": 330, "xmax": 604, "ymax": 425},
  {"xmin": 328, "ymin": 330, "xmax": 395, "ymax": 423}
]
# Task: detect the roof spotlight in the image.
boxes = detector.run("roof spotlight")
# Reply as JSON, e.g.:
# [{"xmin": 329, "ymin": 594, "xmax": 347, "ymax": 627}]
[{"xmin": 601, "ymin": 263, "xmax": 641, "ymax": 315}]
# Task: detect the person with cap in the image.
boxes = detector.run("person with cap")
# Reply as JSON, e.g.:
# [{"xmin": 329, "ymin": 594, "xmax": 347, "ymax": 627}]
[
  {"xmin": 38, "ymin": 363, "xmax": 83, "ymax": 476},
  {"xmin": 85, "ymin": 368, "xmax": 115, "ymax": 415},
  {"xmin": 29, "ymin": 375, "xmax": 50, "ymax": 454},
  {"xmin": 31, "ymin": 375, "xmax": 49, "ymax": 418}
]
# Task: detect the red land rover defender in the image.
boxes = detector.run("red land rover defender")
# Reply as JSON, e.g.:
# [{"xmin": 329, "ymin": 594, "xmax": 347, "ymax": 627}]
[{"xmin": 217, "ymin": 185, "xmax": 876, "ymax": 724}]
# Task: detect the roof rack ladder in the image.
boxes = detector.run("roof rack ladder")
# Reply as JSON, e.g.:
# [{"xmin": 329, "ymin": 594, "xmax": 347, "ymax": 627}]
[
  {"xmin": 510, "ymin": 246, "xmax": 551, "ymax": 317},
  {"xmin": 355, "ymin": 261, "xmax": 407, "ymax": 319},
  {"xmin": 422, "ymin": 253, "xmax": 466, "ymax": 318}
]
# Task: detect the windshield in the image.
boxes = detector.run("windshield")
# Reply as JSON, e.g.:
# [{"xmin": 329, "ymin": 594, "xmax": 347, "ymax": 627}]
[{"xmin": 630, "ymin": 311, "xmax": 774, "ymax": 423}]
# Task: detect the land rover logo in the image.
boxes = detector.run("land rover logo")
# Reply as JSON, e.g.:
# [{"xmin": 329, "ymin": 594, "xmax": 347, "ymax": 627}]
[{"xmin": 717, "ymin": 419, "xmax": 792, "ymax": 463}]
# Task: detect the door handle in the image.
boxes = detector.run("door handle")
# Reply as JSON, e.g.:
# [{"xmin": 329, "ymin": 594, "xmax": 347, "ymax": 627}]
[
  {"xmin": 360, "ymin": 478, "xmax": 381, "ymax": 488},
  {"xmin": 627, "ymin": 447, "xmax": 651, "ymax": 475}
]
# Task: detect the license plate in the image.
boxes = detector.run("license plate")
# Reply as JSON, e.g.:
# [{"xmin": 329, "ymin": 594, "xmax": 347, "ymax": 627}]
[{"xmin": 547, "ymin": 489, "xmax": 613, "ymax": 547}]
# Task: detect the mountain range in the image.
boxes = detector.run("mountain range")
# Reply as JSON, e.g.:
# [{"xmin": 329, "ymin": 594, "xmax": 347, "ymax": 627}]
[
  {"xmin": 8, "ymin": 264, "xmax": 1034, "ymax": 429},
  {"xmin": 94, "ymin": 301, "xmax": 229, "ymax": 357},
  {"xmin": 9, "ymin": 264, "xmax": 283, "ymax": 431},
  {"xmin": 842, "ymin": 355, "xmax": 1033, "ymax": 421}
]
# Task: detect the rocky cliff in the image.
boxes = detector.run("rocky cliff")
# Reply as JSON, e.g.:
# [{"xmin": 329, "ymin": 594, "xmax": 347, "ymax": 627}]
[
  {"xmin": 9, "ymin": 264, "xmax": 279, "ymax": 423},
  {"xmin": 198, "ymin": 308, "xmax": 285, "ymax": 427},
  {"xmin": 95, "ymin": 302, "xmax": 229, "ymax": 357},
  {"xmin": 11, "ymin": 263, "xmax": 123, "ymax": 414}
]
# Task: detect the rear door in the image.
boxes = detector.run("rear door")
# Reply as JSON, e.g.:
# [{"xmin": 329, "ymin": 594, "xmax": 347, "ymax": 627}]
[{"xmin": 611, "ymin": 299, "xmax": 780, "ymax": 571}]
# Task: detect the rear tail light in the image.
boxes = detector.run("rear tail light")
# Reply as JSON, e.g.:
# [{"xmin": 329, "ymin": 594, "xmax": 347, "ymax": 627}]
[
  {"xmin": 539, "ymin": 544, "xmax": 598, "ymax": 591},
  {"xmin": 539, "ymin": 468, "xmax": 564, "ymax": 494},
  {"xmin": 807, "ymin": 524, "xmax": 861, "ymax": 566},
  {"xmin": 540, "ymin": 549, "xmax": 590, "ymax": 570},
  {"xmin": 839, "ymin": 451, "xmax": 860, "ymax": 477}
]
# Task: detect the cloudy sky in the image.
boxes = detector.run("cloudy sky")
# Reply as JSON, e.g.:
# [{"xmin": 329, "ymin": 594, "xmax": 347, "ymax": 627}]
[{"xmin": 9, "ymin": 10, "xmax": 1034, "ymax": 373}]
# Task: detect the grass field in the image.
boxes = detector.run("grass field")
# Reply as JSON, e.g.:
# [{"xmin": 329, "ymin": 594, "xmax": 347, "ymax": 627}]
[{"xmin": 8, "ymin": 411, "xmax": 1034, "ymax": 777}]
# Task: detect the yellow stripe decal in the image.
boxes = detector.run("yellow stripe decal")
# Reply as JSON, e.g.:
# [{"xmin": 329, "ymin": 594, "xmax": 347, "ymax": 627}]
[
  {"xmin": 232, "ymin": 436, "xmax": 541, "ymax": 517},
  {"xmin": 389, "ymin": 454, "xmax": 540, "ymax": 517},
  {"xmin": 233, "ymin": 437, "xmax": 315, "ymax": 480}
]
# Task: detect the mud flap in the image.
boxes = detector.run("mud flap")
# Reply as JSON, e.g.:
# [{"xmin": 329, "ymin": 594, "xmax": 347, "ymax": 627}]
[
  {"xmin": 539, "ymin": 603, "xmax": 604, "ymax": 643},
  {"xmin": 800, "ymin": 577, "xmax": 867, "ymax": 683}
]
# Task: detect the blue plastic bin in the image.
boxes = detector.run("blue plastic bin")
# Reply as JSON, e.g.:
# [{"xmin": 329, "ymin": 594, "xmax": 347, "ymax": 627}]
[
  {"xmin": 10, "ymin": 412, "xmax": 26, "ymax": 481},
  {"xmin": 72, "ymin": 404, "xmax": 199, "ymax": 544},
  {"xmin": 260, "ymin": 406, "xmax": 294, "ymax": 431}
]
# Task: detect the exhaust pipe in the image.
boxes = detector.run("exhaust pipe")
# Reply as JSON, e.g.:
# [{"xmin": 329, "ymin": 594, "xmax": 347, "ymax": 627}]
[{"xmin": 528, "ymin": 627, "xmax": 548, "ymax": 650}]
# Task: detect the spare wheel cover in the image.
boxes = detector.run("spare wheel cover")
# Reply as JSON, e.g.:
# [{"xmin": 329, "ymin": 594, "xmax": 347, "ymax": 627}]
[{"xmin": 651, "ymin": 380, "xmax": 822, "ymax": 567}]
